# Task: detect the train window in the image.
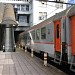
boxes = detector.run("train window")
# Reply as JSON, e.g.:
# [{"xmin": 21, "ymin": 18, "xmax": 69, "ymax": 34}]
[
  {"xmin": 32, "ymin": 30, "xmax": 35, "ymax": 40},
  {"xmin": 41, "ymin": 27, "xmax": 46, "ymax": 39},
  {"xmin": 27, "ymin": 33, "xmax": 31, "ymax": 40},
  {"xmin": 56, "ymin": 24, "xmax": 59, "ymax": 38},
  {"xmin": 25, "ymin": 34, "xmax": 27, "ymax": 40},
  {"xmin": 36, "ymin": 29, "xmax": 40, "ymax": 40}
]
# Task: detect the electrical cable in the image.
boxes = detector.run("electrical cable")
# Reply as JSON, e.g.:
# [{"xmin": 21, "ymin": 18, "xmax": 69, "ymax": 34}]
[{"xmin": 37, "ymin": 0, "xmax": 75, "ymax": 5}]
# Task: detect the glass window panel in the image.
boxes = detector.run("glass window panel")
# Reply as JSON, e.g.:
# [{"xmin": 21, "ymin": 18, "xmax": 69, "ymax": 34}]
[
  {"xmin": 36, "ymin": 29, "xmax": 40, "ymax": 40},
  {"xmin": 17, "ymin": 5, "xmax": 20, "ymax": 11},
  {"xmin": 26, "ymin": 5, "xmax": 29, "ymax": 11},
  {"xmin": 21, "ymin": 5, "xmax": 26, "ymax": 11},
  {"xmin": 19, "ymin": 15, "xmax": 27, "ymax": 23},
  {"xmin": 56, "ymin": 24, "xmax": 59, "ymax": 38},
  {"xmin": 39, "ymin": 12, "xmax": 47, "ymax": 20},
  {"xmin": 41, "ymin": 27, "xmax": 46, "ymax": 39},
  {"xmin": 55, "ymin": 0, "xmax": 64, "ymax": 8}
]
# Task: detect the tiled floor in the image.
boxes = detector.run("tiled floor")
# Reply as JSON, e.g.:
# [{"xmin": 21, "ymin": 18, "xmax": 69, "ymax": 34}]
[{"xmin": 0, "ymin": 48, "xmax": 67, "ymax": 75}]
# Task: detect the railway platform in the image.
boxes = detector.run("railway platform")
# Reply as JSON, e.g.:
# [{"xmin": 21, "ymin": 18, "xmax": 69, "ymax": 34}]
[{"xmin": 0, "ymin": 48, "xmax": 67, "ymax": 75}]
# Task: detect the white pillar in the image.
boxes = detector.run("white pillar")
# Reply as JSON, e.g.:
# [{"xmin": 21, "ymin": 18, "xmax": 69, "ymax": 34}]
[
  {"xmin": 4, "ymin": 26, "xmax": 15, "ymax": 52},
  {"xmin": 25, "ymin": 46, "xmax": 27, "ymax": 52},
  {"xmin": 31, "ymin": 48, "xmax": 34, "ymax": 57},
  {"xmin": 22, "ymin": 45, "xmax": 23, "ymax": 50},
  {"xmin": 19, "ymin": 44, "xmax": 20, "ymax": 49},
  {"xmin": 44, "ymin": 52, "xmax": 47, "ymax": 66}
]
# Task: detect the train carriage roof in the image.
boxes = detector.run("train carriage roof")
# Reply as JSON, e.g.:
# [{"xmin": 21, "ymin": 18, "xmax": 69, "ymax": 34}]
[
  {"xmin": 53, "ymin": 10, "xmax": 67, "ymax": 21},
  {"xmin": 53, "ymin": 5, "xmax": 75, "ymax": 21},
  {"xmin": 25, "ymin": 15, "xmax": 54, "ymax": 33},
  {"xmin": 66, "ymin": 5, "xmax": 75, "ymax": 16},
  {"xmin": 20, "ymin": 5, "xmax": 75, "ymax": 35}
]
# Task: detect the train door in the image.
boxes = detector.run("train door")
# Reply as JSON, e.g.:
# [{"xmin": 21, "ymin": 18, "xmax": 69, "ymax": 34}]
[
  {"xmin": 54, "ymin": 20, "xmax": 62, "ymax": 64},
  {"xmin": 70, "ymin": 15, "xmax": 75, "ymax": 56},
  {"xmin": 70, "ymin": 15, "xmax": 75, "ymax": 71}
]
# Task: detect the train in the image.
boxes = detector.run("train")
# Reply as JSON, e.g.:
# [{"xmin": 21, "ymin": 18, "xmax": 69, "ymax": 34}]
[{"xmin": 18, "ymin": 5, "xmax": 75, "ymax": 72}]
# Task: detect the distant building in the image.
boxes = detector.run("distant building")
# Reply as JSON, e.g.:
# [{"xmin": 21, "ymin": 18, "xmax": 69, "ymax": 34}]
[
  {"xmin": 32, "ymin": 0, "xmax": 67, "ymax": 25},
  {"xmin": 0, "ymin": 0, "xmax": 67, "ymax": 27}
]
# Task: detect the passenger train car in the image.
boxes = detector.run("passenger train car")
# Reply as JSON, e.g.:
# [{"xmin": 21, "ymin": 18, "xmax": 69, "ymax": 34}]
[{"xmin": 19, "ymin": 5, "xmax": 75, "ymax": 72}]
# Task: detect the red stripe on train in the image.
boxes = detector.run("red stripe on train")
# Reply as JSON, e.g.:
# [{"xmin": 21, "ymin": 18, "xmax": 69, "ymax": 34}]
[
  {"xmin": 34, "ymin": 42, "xmax": 72, "ymax": 46},
  {"xmin": 34, "ymin": 42, "xmax": 54, "ymax": 44}
]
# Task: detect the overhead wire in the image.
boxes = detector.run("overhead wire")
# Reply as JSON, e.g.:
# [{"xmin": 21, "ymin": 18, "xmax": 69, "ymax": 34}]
[
  {"xmin": 48, "ymin": 1, "xmax": 75, "ymax": 5},
  {"xmin": 37, "ymin": 0, "xmax": 75, "ymax": 5}
]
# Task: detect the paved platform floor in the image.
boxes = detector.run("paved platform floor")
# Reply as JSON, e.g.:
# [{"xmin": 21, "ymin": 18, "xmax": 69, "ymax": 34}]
[{"xmin": 0, "ymin": 48, "xmax": 67, "ymax": 75}]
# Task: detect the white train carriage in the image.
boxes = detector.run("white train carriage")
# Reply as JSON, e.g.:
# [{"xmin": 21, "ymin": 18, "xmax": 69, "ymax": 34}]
[{"xmin": 19, "ymin": 5, "xmax": 75, "ymax": 72}]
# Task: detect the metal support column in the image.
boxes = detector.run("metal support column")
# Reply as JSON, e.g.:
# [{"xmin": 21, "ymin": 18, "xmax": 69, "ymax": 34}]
[{"xmin": 4, "ymin": 25, "xmax": 15, "ymax": 52}]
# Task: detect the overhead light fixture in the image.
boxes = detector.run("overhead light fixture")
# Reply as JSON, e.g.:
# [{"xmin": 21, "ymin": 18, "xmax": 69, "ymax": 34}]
[{"xmin": 13, "ymin": 24, "xmax": 15, "ymax": 26}]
